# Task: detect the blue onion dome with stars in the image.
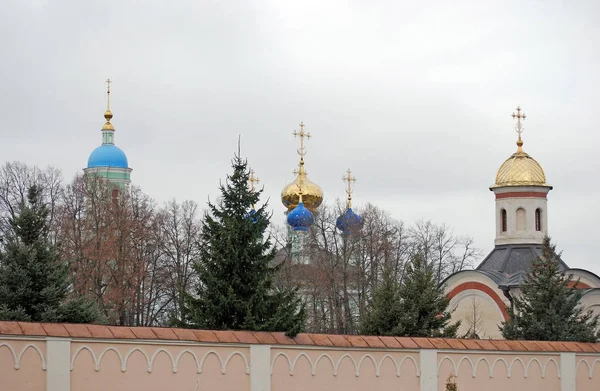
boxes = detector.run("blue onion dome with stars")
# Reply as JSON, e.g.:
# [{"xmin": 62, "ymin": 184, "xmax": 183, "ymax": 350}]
[
  {"xmin": 287, "ymin": 198, "xmax": 314, "ymax": 231},
  {"xmin": 336, "ymin": 169, "xmax": 362, "ymax": 235},
  {"xmin": 336, "ymin": 207, "xmax": 362, "ymax": 234},
  {"xmin": 244, "ymin": 208, "xmax": 258, "ymax": 223},
  {"xmin": 86, "ymin": 79, "xmax": 131, "ymax": 175}
]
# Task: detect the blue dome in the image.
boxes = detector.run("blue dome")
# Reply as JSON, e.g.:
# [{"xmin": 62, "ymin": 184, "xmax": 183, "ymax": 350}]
[
  {"xmin": 287, "ymin": 202, "xmax": 314, "ymax": 232},
  {"xmin": 336, "ymin": 208, "xmax": 362, "ymax": 234},
  {"xmin": 87, "ymin": 145, "xmax": 129, "ymax": 169},
  {"xmin": 244, "ymin": 209, "xmax": 258, "ymax": 223}
]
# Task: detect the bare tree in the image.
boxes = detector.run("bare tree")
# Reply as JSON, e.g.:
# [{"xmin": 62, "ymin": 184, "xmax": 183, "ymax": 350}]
[
  {"xmin": 57, "ymin": 174, "xmax": 169, "ymax": 326},
  {"xmin": 410, "ymin": 219, "xmax": 480, "ymax": 284},
  {"xmin": 461, "ymin": 296, "xmax": 485, "ymax": 339},
  {"xmin": 154, "ymin": 199, "xmax": 201, "ymax": 324},
  {"xmin": 0, "ymin": 162, "xmax": 64, "ymax": 245}
]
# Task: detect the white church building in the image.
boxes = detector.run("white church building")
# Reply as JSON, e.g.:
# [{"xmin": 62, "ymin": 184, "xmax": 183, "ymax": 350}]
[{"xmin": 443, "ymin": 107, "xmax": 600, "ymax": 339}]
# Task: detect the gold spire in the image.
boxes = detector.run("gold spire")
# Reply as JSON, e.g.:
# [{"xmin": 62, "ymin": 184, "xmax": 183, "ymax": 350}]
[
  {"xmin": 342, "ymin": 168, "xmax": 356, "ymax": 208},
  {"xmin": 512, "ymin": 105, "xmax": 526, "ymax": 152},
  {"xmin": 102, "ymin": 78, "xmax": 114, "ymax": 131},
  {"xmin": 248, "ymin": 169, "xmax": 260, "ymax": 209}
]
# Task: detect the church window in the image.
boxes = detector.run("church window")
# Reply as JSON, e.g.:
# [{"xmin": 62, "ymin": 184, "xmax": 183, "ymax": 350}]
[
  {"xmin": 516, "ymin": 208, "xmax": 526, "ymax": 231},
  {"xmin": 535, "ymin": 208, "xmax": 542, "ymax": 231},
  {"xmin": 501, "ymin": 209, "xmax": 507, "ymax": 232}
]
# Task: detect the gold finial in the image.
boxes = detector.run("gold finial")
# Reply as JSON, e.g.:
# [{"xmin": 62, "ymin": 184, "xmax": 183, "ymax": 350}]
[
  {"xmin": 512, "ymin": 106, "xmax": 526, "ymax": 151},
  {"xmin": 296, "ymin": 183, "xmax": 304, "ymax": 204},
  {"xmin": 102, "ymin": 78, "xmax": 114, "ymax": 131},
  {"xmin": 342, "ymin": 168, "xmax": 356, "ymax": 208}
]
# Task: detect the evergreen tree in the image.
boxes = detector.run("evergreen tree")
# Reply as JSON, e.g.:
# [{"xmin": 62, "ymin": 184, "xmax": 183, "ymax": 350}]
[
  {"xmin": 183, "ymin": 153, "xmax": 305, "ymax": 336},
  {"xmin": 360, "ymin": 253, "xmax": 459, "ymax": 337},
  {"xmin": 360, "ymin": 267, "xmax": 403, "ymax": 336},
  {"xmin": 396, "ymin": 253, "xmax": 459, "ymax": 337},
  {"xmin": 0, "ymin": 185, "xmax": 99, "ymax": 323},
  {"xmin": 501, "ymin": 237, "xmax": 599, "ymax": 342}
]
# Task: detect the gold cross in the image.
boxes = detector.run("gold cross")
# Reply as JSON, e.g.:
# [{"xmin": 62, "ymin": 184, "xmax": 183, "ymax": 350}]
[
  {"xmin": 105, "ymin": 78, "xmax": 112, "ymax": 111},
  {"xmin": 293, "ymin": 165, "xmax": 308, "ymax": 177},
  {"xmin": 512, "ymin": 106, "xmax": 526, "ymax": 139},
  {"xmin": 292, "ymin": 122, "xmax": 311, "ymax": 160},
  {"xmin": 342, "ymin": 168, "xmax": 356, "ymax": 208},
  {"xmin": 248, "ymin": 169, "xmax": 260, "ymax": 191}
]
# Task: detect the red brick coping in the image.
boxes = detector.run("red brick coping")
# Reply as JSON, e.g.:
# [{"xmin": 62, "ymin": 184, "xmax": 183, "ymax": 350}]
[{"xmin": 0, "ymin": 321, "xmax": 599, "ymax": 353}]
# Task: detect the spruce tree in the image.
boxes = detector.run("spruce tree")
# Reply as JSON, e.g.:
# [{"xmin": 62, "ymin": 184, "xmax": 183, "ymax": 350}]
[
  {"xmin": 0, "ymin": 185, "xmax": 99, "ymax": 323},
  {"xmin": 360, "ymin": 253, "xmax": 459, "ymax": 337},
  {"xmin": 183, "ymin": 153, "xmax": 305, "ymax": 336},
  {"xmin": 360, "ymin": 267, "xmax": 403, "ymax": 336},
  {"xmin": 501, "ymin": 237, "xmax": 599, "ymax": 342},
  {"xmin": 396, "ymin": 253, "xmax": 459, "ymax": 337}
]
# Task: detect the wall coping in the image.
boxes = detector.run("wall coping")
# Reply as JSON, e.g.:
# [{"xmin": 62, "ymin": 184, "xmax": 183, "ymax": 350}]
[{"xmin": 0, "ymin": 321, "xmax": 599, "ymax": 353}]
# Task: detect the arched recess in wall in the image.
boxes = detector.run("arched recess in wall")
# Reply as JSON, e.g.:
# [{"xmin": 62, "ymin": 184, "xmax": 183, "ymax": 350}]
[
  {"xmin": 447, "ymin": 282, "xmax": 509, "ymax": 321},
  {"xmin": 516, "ymin": 208, "xmax": 526, "ymax": 231},
  {"xmin": 501, "ymin": 209, "xmax": 507, "ymax": 232}
]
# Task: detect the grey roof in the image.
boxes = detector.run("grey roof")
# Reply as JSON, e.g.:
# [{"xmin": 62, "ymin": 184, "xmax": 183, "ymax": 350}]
[{"xmin": 475, "ymin": 244, "xmax": 570, "ymax": 288}]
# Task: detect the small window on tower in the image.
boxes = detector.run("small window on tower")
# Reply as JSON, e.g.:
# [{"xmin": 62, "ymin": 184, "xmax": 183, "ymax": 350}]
[
  {"xmin": 501, "ymin": 209, "xmax": 507, "ymax": 232},
  {"xmin": 535, "ymin": 208, "xmax": 542, "ymax": 231}
]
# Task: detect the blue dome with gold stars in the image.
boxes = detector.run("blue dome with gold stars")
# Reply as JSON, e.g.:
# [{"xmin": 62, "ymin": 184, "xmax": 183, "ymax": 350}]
[
  {"xmin": 336, "ymin": 208, "xmax": 362, "ymax": 234},
  {"xmin": 287, "ymin": 202, "xmax": 314, "ymax": 231}
]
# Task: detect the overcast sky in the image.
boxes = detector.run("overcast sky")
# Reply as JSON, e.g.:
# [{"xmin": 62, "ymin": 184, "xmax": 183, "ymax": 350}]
[{"xmin": 1, "ymin": 0, "xmax": 599, "ymax": 276}]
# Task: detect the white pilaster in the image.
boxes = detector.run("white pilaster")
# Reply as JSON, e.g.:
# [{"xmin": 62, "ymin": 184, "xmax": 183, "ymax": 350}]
[
  {"xmin": 419, "ymin": 349, "xmax": 438, "ymax": 391},
  {"xmin": 560, "ymin": 352, "xmax": 576, "ymax": 391},
  {"xmin": 250, "ymin": 345, "xmax": 271, "ymax": 391},
  {"xmin": 46, "ymin": 337, "xmax": 71, "ymax": 391}
]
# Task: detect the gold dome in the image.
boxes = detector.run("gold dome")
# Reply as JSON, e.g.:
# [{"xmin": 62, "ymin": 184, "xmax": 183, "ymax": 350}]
[
  {"xmin": 491, "ymin": 143, "xmax": 551, "ymax": 189},
  {"xmin": 281, "ymin": 168, "xmax": 323, "ymax": 212}
]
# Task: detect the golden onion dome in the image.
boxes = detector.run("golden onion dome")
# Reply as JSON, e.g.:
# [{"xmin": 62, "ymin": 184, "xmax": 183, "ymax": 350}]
[
  {"xmin": 491, "ymin": 140, "xmax": 551, "ymax": 189},
  {"xmin": 281, "ymin": 169, "xmax": 323, "ymax": 212}
]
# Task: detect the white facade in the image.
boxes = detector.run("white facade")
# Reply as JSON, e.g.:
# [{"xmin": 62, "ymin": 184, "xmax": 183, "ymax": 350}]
[{"xmin": 492, "ymin": 186, "xmax": 551, "ymax": 245}]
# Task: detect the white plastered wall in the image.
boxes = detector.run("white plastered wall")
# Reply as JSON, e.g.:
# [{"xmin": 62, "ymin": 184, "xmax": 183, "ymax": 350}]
[
  {"xmin": 444, "ymin": 271, "xmax": 509, "ymax": 340},
  {"xmin": 492, "ymin": 186, "xmax": 550, "ymax": 245}
]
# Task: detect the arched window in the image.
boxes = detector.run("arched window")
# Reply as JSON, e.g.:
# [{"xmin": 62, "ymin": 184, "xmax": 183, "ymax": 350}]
[
  {"xmin": 535, "ymin": 208, "xmax": 542, "ymax": 231},
  {"xmin": 501, "ymin": 209, "xmax": 507, "ymax": 232},
  {"xmin": 516, "ymin": 208, "xmax": 526, "ymax": 231}
]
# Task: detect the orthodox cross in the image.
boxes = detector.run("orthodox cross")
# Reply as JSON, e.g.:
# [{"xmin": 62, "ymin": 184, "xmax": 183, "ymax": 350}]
[
  {"xmin": 292, "ymin": 122, "xmax": 311, "ymax": 161},
  {"xmin": 105, "ymin": 78, "xmax": 112, "ymax": 110},
  {"xmin": 512, "ymin": 106, "xmax": 526, "ymax": 143},
  {"xmin": 293, "ymin": 163, "xmax": 308, "ymax": 177},
  {"xmin": 248, "ymin": 169, "xmax": 260, "ymax": 209},
  {"xmin": 248, "ymin": 169, "xmax": 260, "ymax": 191},
  {"xmin": 342, "ymin": 168, "xmax": 356, "ymax": 208}
]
